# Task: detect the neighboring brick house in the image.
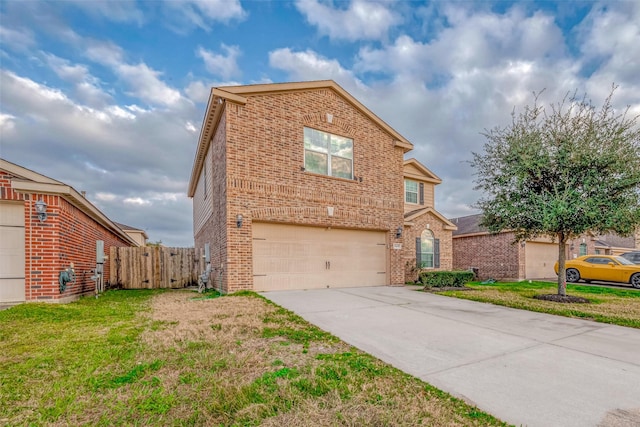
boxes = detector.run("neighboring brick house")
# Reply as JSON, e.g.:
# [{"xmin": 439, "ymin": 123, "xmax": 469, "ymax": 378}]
[
  {"xmin": 0, "ymin": 158, "xmax": 138, "ymax": 304},
  {"xmin": 450, "ymin": 213, "xmax": 637, "ymax": 281},
  {"xmin": 188, "ymin": 80, "xmax": 455, "ymax": 293},
  {"xmin": 114, "ymin": 222, "xmax": 148, "ymax": 247},
  {"xmin": 402, "ymin": 159, "xmax": 457, "ymax": 282}
]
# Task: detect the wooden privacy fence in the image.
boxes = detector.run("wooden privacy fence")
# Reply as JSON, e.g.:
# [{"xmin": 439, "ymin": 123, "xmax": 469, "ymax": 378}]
[{"xmin": 110, "ymin": 247, "xmax": 205, "ymax": 289}]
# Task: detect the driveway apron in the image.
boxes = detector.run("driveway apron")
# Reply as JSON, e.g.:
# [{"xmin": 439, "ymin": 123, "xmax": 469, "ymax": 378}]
[{"xmin": 262, "ymin": 286, "xmax": 640, "ymax": 427}]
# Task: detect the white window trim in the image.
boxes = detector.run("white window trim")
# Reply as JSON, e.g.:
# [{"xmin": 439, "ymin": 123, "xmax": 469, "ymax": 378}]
[
  {"xmin": 405, "ymin": 179, "xmax": 418, "ymax": 204},
  {"xmin": 304, "ymin": 127, "xmax": 353, "ymax": 180}
]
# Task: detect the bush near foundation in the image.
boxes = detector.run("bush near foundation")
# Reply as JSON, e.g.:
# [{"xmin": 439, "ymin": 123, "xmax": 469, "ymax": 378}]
[{"xmin": 420, "ymin": 271, "xmax": 474, "ymax": 288}]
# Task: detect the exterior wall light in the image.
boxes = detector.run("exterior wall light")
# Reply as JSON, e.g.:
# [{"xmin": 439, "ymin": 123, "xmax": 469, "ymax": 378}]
[
  {"xmin": 236, "ymin": 214, "xmax": 243, "ymax": 228},
  {"xmin": 34, "ymin": 199, "xmax": 48, "ymax": 222},
  {"xmin": 396, "ymin": 226, "xmax": 403, "ymax": 239}
]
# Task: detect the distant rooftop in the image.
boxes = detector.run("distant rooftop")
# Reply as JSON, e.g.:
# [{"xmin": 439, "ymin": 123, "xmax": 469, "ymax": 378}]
[
  {"xmin": 449, "ymin": 214, "xmax": 636, "ymax": 248},
  {"xmin": 449, "ymin": 214, "xmax": 485, "ymax": 236}
]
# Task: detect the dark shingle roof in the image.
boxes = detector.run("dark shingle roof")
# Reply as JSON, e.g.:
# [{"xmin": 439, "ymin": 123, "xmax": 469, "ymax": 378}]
[
  {"xmin": 594, "ymin": 232, "xmax": 636, "ymax": 249},
  {"xmin": 449, "ymin": 214, "xmax": 485, "ymax": 236}
]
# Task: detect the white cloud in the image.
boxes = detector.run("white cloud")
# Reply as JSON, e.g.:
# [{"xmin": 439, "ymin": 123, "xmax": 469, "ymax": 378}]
[
  {"xmin": 578, "ymin": 1, "xmax": 640, "ymax": 108},
  {"xmin": 42, "ymin": 53, "xmax": 112, "ymax": 107},
  {"xmin": 65, "ymin": 0, "xmax": 144, "ymax": 25},
  {"xmin": 295, "ymin": 0, "xmax": 401, "ymax": 41},
  {"xmin": 269, "ymin": 48, "xmax": 358, "ymax": 85},
  {"xmin": 0, "ymin": 25, "xmax": 36, "ymax": 52},
  {"xmin": 163, "ymin": 0, "xmax": 246, "ymax": 32},
  {"xmin": 184, "ymin": 80, "xmax": 211, "ymax": 103},
  {"xmin": 95, "ymin": 192, "xmax": 117, "ymax": 202},
  {"xmin": 124, "ymin": 197, "xmax": 151, "ymax": 206},
  {"xmin": 197, "ymin": 44, "xmax": 241, "ymax": 80},
  {"xmin": 115, "ymin": 62, "xmax": 183, "ymax": 106},
  {"xmin": 84, "ymin": 39, "xmax": 125, "ymax": 67},
  {"xmin": 0, "ymin": 113, "xmax": 17, "ymax": 132},
  {"xmin": 185, "ymin": 121, "xmax": 198, "ymax": 133}
]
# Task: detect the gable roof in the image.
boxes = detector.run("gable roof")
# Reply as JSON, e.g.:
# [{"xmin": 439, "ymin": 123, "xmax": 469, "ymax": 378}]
[
  {"xmin": 1, "ymin": 158, "xmax": 138, "ymax": 246},
  {"xmin": 404, "ymin": 207, "xmax": 457, "ymax": 230},
  {"xmin": 403, "ymin": 158, "xmax": 441, "ymax": 185},
  {"xmin": 188, "ymin": 80, "xmax": 415, "ymax": 197},
  {"xmin": 114, "ymin": 222, "xmax": 149, "ymax": 239}
]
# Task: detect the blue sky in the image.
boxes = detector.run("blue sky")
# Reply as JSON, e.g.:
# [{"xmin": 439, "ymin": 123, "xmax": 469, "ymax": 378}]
[{"xmin": 1, "ymin": 0, "xmax": 639, "ymax": 246}]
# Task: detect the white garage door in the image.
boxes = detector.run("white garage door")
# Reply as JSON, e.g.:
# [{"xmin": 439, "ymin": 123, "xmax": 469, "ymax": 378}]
[
  {"xmin": 525, "ymin": 242, "xmax": 558, "ymax": 280},
  {"xmin": 252, "ymin": 223, "xmax": 387, "ymax": 291},
  {"xmin": 0, "ymin": 202, "xmax": 25, "ymax": 302}
]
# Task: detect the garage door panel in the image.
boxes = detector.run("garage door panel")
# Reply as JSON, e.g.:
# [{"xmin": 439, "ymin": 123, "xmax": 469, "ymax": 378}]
[
  {"xmin": 1, "ymin": 203, "xmax": 25, "ymax": 303},
  {"xmin": 525, "ymin": 242, "xmax": 558, "ymax": 279},
  {"xmin": 253, "ymin": 223, "xmax": 387, "ymax": 291}
]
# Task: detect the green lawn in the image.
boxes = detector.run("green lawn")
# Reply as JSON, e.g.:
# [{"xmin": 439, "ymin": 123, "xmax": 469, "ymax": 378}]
[
  {"xmin": 0, "ymin": 290, "xmax": 508, "ymax": 426},
  {"xmin": 436, "ymin": 281, "xmax": 640, "ymax": 328}
]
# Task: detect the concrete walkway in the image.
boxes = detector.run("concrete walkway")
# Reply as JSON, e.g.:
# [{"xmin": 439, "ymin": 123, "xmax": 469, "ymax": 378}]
[{"xmin": 262, "ymin": 286, "xmax": 640, "ymax": 427}]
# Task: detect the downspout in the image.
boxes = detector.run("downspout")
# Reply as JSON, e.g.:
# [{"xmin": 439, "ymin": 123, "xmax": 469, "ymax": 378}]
[{"xmin": 28, "ymin": 198, "xmax": 33, "ymax": 301}]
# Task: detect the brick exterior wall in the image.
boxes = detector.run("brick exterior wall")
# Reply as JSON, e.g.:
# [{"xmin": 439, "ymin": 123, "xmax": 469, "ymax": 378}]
[
  {"xmin": 194, "ymin": 88, "xmax": 406, "ymax": 293},
  {"xmin": 452, "ymin": 232, "xmax": 523, "ymax": 280},
  {"xmin": 403, "ymin": 211, "xmax": 454, "ymax": 282},
  {"xmin": 1, "ymin": 170, "xmax": 133, "ymax": 303},
  {"xmin": 453, "ymin": 232, "xmax": 598, "ymax": 281}
]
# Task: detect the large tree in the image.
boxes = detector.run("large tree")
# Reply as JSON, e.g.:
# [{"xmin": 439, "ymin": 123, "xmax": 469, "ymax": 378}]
[{"xmin": 471, "ymin": 87, "xmax": 640, "ymax": 296}]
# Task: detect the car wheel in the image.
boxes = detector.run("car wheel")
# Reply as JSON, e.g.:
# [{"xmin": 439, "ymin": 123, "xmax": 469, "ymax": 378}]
[
  {"xmin": 566, "ymin": 268, "xmax": 580, "ymax": 283},
  {"xmin": 631, "ymin": 273, "xmax": 640, "ymax": 289}
]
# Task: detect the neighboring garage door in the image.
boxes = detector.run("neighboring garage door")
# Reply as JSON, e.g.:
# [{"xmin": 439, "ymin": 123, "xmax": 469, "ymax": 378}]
[
  {"xmin": 0, "ymin": 202, "xmax": 25, "ymax": 303},
  {"xmin": 252, "ymin": 223, "xmax": 387, "ymax": 291},
  {"xmin": 525, "ymin": 242, "xmax": 558, "ymax": 279}
]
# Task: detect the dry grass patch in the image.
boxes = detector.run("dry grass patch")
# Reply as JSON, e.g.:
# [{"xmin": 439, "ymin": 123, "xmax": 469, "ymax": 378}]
[{"xmin": 1, "ymin": 290, "xmax": 507, "ymax": 426}]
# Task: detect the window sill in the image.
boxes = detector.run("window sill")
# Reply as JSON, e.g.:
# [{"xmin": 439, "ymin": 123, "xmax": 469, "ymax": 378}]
[{"xmin": 302, "ymin": 170, "xmax": 359, "ymax": 184}]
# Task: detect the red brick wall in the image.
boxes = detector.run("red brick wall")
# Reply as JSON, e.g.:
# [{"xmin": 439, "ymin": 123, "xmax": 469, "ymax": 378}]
[
  {"xmin": 452, "ymin": 232, "xmax": 522, "ymax": 280},
  {"xmin": 403, "ymin": 212, "xmax": 454, "ymax": 282},
  {"xmin": 1, "ymin": 170, "xmax": 133, "ymax": 302},
  {"xmin": 196, "ymin": 88, "xmax": 407, "ymax": 292}
]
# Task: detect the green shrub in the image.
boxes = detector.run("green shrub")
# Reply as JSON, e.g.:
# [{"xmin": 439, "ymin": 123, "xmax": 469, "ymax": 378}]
[{"xmin": 420, "ymin": 271, "xmax": 474, "ymax": 288}]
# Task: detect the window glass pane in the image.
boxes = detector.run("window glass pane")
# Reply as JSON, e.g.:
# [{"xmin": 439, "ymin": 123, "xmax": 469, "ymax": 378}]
[
  {"xmin": 420, "ymin": 230, "xmax": 435, "ymax": 268},
  {"xmin": 405, "ymin": 180, "xmax": 418, "ymax": 203},
  {"xmin": 330, "ymin": 135, "xmax": 353, "ymax": 159},
  {"xmin": 305, "ymin": 150, "xmax": 328, "ymax": 174},
  {"xmin": 304, "ymin": 128, "xmax": 329, "ymax": 153},
  {"xmin": 579, "ymin": 243, "xmax": 587, "ymax": 256},
  {"xmin": 406, "ymin": 192, "xmax": 418, "ymax": 204},
  {"xmin": 331, "ymin": 156, "xmax": 353, "ymax": 179}
]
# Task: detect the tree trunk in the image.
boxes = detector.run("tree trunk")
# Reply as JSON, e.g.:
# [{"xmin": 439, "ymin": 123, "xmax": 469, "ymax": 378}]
[{"xmin": 557, "ymin": 232, "xmax": 567, "ymax": 296}]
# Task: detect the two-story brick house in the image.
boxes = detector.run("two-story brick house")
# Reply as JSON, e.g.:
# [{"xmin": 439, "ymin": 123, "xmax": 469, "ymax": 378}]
[{"xmin": 188, "ymin": 80, "xmax": 455, "ymax": 293}]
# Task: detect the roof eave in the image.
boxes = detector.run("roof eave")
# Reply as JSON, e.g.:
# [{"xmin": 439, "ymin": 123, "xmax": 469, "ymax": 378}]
[{"xmin": 10, "ymin": 180, "xmax": 139, "ymax": 246}]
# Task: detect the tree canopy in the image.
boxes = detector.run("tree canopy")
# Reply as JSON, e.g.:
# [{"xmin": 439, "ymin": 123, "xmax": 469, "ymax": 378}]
[{"xmin": 471, "ymin": 86, "xmax": 640, "ymax": 295}]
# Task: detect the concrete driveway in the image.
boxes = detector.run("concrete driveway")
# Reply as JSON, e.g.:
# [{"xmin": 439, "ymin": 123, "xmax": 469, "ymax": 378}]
[{"xmin": 262, "ymin": 286, "xmax": 640, "ymax": 427}]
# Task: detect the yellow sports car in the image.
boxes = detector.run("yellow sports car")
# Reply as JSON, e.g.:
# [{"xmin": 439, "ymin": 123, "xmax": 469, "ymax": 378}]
[{"xmin": 554, "ymin": 255, "xmax": 640, "ymax": 288}]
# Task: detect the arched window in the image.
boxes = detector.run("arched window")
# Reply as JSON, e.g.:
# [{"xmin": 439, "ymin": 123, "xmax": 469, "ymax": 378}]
[
  {"xmin": 416, "ymin": 229, "xmax": 440, "ymax": 269},
  {"xmin": 579, "ymin": 243, "xmax": 587, "ymax": 256}
]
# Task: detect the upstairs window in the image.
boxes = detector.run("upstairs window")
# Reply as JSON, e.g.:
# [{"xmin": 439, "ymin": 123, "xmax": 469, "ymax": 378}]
[
  {"xmin": 405, "ymin": 180, "xmax": 418, "ymax": 204},
  {"xmin": 304, "ymin": 127, "xmax": 353, "ymax": 179}
]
